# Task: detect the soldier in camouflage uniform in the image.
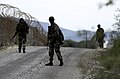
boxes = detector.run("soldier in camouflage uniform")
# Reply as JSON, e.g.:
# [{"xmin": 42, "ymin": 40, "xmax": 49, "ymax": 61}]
[
  {"xmin": 46, "ymin": 16, "xmax": 64, "ymax": 66},
  {"xmin": 12, "ymin": 18, "xmax": 29, "ymax": 53},
  {"xmin": 96, "ymin": 24, "xmax": 104, "ymax": 48}
]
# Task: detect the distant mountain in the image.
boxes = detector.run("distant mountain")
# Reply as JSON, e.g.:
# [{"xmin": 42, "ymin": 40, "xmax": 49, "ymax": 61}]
[
  {"xmin": 40, "ymin": 22, "xmax": 112, "ymax": 44},
  {"xmin": 40, "ymin": 22, "xmax": 49, "ymax": 31},
  {"xmin": 40, "ymin": 22, "xmax": 115, "ymax": 48}
]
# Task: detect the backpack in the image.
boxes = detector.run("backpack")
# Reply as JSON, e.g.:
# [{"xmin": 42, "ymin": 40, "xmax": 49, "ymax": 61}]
[
  {"xmin": 16, "ymin": 23, "xmax": 29, "ymax": 37},
  {"xmin": 96, "ymin": 28, "xmax": 104, "ymax": 39},
  {"xmin": 59, "ymin": 28, "xmax": 64, "ymax": 41},
  {"xmin": 17, "ymin": 22, "xmax": 29, "ymax": 34}
]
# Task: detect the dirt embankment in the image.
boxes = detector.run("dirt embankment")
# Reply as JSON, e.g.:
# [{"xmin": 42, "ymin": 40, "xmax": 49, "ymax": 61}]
[{"xmin": 80, "ymin": 48, "xmax": 106, "ymax": 79}]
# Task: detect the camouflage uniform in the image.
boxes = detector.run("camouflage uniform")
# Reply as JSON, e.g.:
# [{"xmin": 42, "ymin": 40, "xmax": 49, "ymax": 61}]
[
  {"xmin": 48, "ymin": 23, "xmax": 63, "ymax": 62},
  {"xmin": 46, "ymin": 16, "xmax": 63, "ymax": 66},
  {"xmin": 96, "ymin": 24, "xmax": 104, "ymax": 48},
  {"xmin": 13, "ymin": 18, "xmax": 29, "ymax": 53}
]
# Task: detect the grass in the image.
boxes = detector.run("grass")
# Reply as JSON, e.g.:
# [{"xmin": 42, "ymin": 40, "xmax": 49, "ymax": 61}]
[{"xmin": 95, "ymin": 38, "xmax": 120, "ymax": 79}]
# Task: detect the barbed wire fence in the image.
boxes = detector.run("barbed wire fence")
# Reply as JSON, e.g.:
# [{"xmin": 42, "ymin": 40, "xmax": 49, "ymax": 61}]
[{"xmin": 0, "ymin": 4, "xmax": 47, "ymax": 49}]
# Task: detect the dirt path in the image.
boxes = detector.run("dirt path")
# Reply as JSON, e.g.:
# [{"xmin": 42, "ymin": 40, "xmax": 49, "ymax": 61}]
[{"xmin": 0, "ymin": 46, "xmax": 96, "ymax": 79}]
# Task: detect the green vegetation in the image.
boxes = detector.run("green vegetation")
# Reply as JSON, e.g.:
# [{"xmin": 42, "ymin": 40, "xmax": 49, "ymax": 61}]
[
  {"xmin": 94, "ymin": 8, "xmax": 120, "ymax": 79},
  {"xmin": 62, "ymin": 39, "xmax": 96, "ymax": 49},
  {"xmin": 95, "ymin": 37, "xmax": 120, "ymax": 79}
]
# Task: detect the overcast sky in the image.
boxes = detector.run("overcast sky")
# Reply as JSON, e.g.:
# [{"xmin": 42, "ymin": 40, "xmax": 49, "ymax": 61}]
[{"xmin": 0, "ymin": 0, "xmax": 120, "ymax": 31}]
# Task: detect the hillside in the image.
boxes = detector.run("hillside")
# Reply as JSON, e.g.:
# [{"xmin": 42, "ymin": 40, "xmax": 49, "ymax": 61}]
[
  {"xmin": 0, "ymin": 4, "xmax": 47, "ymax": 47},
  {"xmin": 0, "ymin": 17, "xmax": 47, "ymax": 47}
]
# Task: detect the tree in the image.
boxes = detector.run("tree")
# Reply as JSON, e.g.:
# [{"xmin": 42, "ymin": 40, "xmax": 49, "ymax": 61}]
[
  {"xmin": 77, "ymin": 30, "xmax": 89, "ymax": 48},
  {"xmin": 99, "ymin": 0, "xmax": 116, "ymax": 9}
]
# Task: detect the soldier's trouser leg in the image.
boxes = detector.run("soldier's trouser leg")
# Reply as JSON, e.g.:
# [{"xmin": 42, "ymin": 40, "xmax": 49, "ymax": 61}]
[
  {"xmin": 98, "ymin": 38, "xmax": 104, "ymax": 48},
  {"xmin": 54, "ymin": 44, "xmax": 63, "ymax": 61},
  {"xmin": 101, "ymin": 41, "xmax": 103, "ymax": 48},
  {"xmin": 98, "ymin": 39, "xmax": 101, "ymax": 48},
  {"xmin": 49, "ymin": 45, "xmax": 54, "ymax": 62},
  {"xmin": 18, "ymin": 37, "xmax": 22, "ymax": 53},
  {"xmin": 45, "ymin": 45, "xmax": 54, "ymax": 66},
  {"xmin": 55, "ymin": 44, "xmax": 63, "ymax": 66},
  {"xmin": 18, "ymin": 44, "xmax": 22, "ymax": 53},
  {"xmin": 101, "ymin": 37, "xmax": 104, "ymax": 48},
  {"xmin": 22, "ymin": 37, "xmax": 26, "ymax": 53}
]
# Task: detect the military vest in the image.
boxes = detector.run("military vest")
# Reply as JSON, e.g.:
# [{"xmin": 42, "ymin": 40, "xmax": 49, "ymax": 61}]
[{"xmin": 48, "ymin": 25, "xmax": 64, "ymax": 44}]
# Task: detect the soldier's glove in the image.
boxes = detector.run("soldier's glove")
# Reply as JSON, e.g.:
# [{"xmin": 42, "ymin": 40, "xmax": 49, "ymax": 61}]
[{"xmin": 59, "ymin": 41, "xmax": 64, "ymax": 45}]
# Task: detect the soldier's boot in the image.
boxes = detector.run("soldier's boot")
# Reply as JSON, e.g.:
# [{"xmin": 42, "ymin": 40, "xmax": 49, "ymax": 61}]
[
  {"xmin": 18, "ymin": 44, "xmax": 22, "ymax": 53},
  {"xmin": 23, "ymin": 49, "xmax": 26, "ymax": 53},
  {"xmin": 19, "ymin": 49, "xmax": 21, "ymax": 53},
  {"xmin": 45, "ymin": 61, "xmax": 53, "ymax": 66},
  {"xmin": 18, "ymin": 48, "xmax": 21, "ymax": 53},
  {"xmin": 59, "ymin": 60, "xmax": 63, "ymax": 66},
  {"xmin": 23, "ymin": 44, "xmax": 26, "ymax": 53},
  {"xmin": 23, "ymin": 48, "xmax": 26, "ymax": 53}
]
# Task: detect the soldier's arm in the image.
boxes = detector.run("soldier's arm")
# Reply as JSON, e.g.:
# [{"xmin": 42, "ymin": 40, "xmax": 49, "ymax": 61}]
[
  {"xmin": 102, "ymin": 28, "xmax": 105, "ymax": 37},
  {"xmin": 102, "ymin": 28, "xmax": 104, "ymax": 33},
  {"xmin": 47, "ymin": 26, "xmax": 51, "ymax": 43},
  {"xmin": 95, "ymin": 30, "xmax": 98, "ymax": 41},
  {"xmin": 54, "ymin": 24, "xmax": 60, "ymax": 36},
  {"xmin": 25, "ymin": 22, "xmax": 29, "ymax": 34}
]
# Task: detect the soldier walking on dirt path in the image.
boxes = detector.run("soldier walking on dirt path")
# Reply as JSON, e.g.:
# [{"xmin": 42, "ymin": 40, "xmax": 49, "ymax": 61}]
[
  {"xmin": 12, "ymin": 18, "xmax": 29, "ymax": 53},
  {"xmin": 46, "ymin": 16, "xmax": 64, "ymax": 66},
  {"xmin": 96, "ymin": 24, "xmax": 105, "ymax": 48}
]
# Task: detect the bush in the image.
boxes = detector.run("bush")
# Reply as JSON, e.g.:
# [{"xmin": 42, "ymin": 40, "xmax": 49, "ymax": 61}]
[
  {"xmin": 62, "ymin": 39, "xmax": 77, "ymax": 47},
  {"xmin": 95, "ymin": 37, "xmax": 120, "ymax": 79},
  {"xmin": 62, "ymin": 39, "xmax": 95, "ymax": 48}
]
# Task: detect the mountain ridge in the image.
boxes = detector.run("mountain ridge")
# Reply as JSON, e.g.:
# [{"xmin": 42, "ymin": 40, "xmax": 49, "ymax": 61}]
[{"xmin": 40, "ymin": 22, "xmax": 95, "ymax": 42}]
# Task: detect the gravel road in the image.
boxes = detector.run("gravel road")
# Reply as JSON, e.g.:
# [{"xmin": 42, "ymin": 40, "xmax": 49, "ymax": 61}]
[{"xmin": 0, "ymin": 46, "xmax": 93, "ymax": 79}]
